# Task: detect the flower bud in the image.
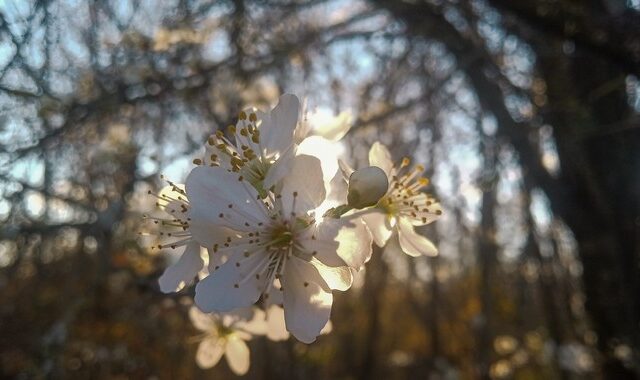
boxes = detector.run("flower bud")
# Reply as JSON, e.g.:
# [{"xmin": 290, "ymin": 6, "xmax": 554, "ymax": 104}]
[{"xmin": 347, "ymin": 166, "xmax": 389, "ymax": 209}]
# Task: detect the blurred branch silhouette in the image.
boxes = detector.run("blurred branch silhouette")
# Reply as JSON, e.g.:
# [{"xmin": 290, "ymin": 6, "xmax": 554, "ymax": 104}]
[{"xmin": 1, "ymin": 0, "xmax": 638, "ymax": 379}]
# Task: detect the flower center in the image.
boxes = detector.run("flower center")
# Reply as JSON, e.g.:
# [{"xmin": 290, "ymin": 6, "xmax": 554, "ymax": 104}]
[
  {"xmin": 217, "ymin": 324, "xmax": 234, "ymax": 337},
  {"xmin": 268, "ymin": 224, "xmax": 294, "ymax": 249}
]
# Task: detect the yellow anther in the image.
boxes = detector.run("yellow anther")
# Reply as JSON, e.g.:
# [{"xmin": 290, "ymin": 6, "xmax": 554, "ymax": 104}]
[
  {"xmin": 207, "ymin": 136, "xmax": 215, "ymax": 145},
  {"xmin": 419, "ymin": 177, "xmax": 430, "ymax": 186},
  {"xmin": 215, "ymin": 130, "xmax": 224, "ymax": 138},
  {"xmin": 239, "ymin": 111, "xmax": 247, "ymax": 120},
  {"xmin": 228, "ymin": 125, "xmax": 236, "ymax": 134},
  {"xmin": 240, "ymin": 128, "xmax": 248, "ymax": 136},
  {"xmin": 249, "ymin": 113, "xmax": 257, "ymax": 122},
  {"xmin": 401, "ymin": 157, "xmax": 411, "ymax": 167},
  {"xmin": 416, "ymin": 164, "xmax": 425, "ymax": 172},
  {"xmin": 193, "ymin": 158, "xmax": 202, "ymax": 165}
]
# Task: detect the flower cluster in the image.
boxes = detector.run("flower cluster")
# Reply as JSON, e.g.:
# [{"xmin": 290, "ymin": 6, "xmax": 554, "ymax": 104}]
[{"xmin": 148, "ymin": 94, "xmax": 442, "ymax": 373}]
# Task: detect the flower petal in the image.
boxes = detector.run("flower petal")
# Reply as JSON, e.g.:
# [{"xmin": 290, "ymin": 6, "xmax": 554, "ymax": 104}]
[
  {"xmin": 310, "ymin": 110, "xmax": 352, "ymax": 141},
  {"xmin": 310, "ymin": 257, "xmax": 353, "ymax": 291},
  {"xmin": 320, "ymin": 319, "xmax": 333, "ymax": 335},
  {"xmin": 186, "ymin": 166, "xmax": 266, "ymax": 233},
  {"xmin": 234, "ymin": 308, "xmax": 267, "ymax": 336},
  {"xmin": 207, "ymin": 246, "xmax": 230, "ymax": 273},
  {"xmin": 190, "ymin": 224, "xmax": 237, "ymax": 254},
  {"xmin": 282, "ymin": 257, "xmax": 333, "ymax": 344},
  {"xmin": 361, "ymin": 210, "xmax": 393, "ymax": 247},
  {"xmin": 368, "ymin": 142, "xmax": 394, "ymax": 178},
  {"xmin": 338, "ymin": 159, "xmax": 355, "ymax": 180},
  {"xmin": 260, "ymin": 94, "xmax": 300, "ymax": 156},
  {"xmin": 297, "ymin": 135, "xmax": 342, "ymax": 185},
  {"xmin": 225, "ymin": 336, "xmax": 250, "ymax": 375},
  {"xmin": 158, "ymin": 241, "xmax": 203, "ymax": 293},
  {"xmin": 397, "ymin": 218, "xmax": 438, "ymax": 257},
  {"xmin": 189, "ymin": 306, "xmax": 218, "ymax": 332},
  {"xmin": 279, "ymin": 154, "xmax": 326, "ymax": 216},
  {"xmin": 262, "ymin": 142, "xmax": 295, "ymax": 190},
  {"xmin": 196, "ymin": 337, "xmax": 225, "ymax": 369},
  {"xmin": 195, "ymin": 248, "xmax": 269, "ymax": 312},
  {"xmin": 157, "ymin": 184, "xmax": 188, "ymax": 215},
  {"xmin": 265, "ymin": 305, "xmax": 290, "ymax": 341}
]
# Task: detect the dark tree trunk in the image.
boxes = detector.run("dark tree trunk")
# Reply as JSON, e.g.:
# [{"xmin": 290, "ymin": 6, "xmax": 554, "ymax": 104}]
[{"xmin": 371, "ymin": 0, "xmax": 640, "ymax": 377}]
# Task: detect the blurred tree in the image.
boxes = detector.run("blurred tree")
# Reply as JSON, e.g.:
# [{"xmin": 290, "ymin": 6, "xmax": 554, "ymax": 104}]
[{"xmin": 0, "ymin": 0, "xmax": 637, "ymax": 379}]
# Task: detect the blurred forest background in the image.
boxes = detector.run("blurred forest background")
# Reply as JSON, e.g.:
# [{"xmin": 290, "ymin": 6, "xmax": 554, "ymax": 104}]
[{"xmin": 1, "ymin": 0, "xmax": 639, "ymax": 379}]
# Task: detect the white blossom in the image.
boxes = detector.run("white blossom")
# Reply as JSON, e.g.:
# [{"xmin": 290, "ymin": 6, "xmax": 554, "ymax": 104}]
[
  {"xmin": 189, "ymin": 306, "xmax": 266, "ymax": 375},
  {"xmin": 357, "ymin": 142, "xmax": 442, "ymax": 257},
  {"xmin": 197, "ymin": 94, "xmax": 300, "ymax": 195},
  {"xmin": 186, "ymin": 154, "xmax": 370, "ymax": 343},
  {"xmin": 145, "ymin": 182, "xmax": 205, "ymax": 293}
]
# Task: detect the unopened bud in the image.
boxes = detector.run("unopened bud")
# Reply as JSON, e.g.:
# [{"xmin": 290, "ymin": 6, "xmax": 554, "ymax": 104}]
[{"xmin": 347, "ymin": 166, "xmax": 389, "ymax": 209}]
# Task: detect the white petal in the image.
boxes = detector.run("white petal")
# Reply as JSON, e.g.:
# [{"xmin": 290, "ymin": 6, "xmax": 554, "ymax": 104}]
[
  {"xmin": 194, "ymin": 249, "xmax": 269, "ymax": 312},
  {"xmin": 158, "ymin": 242, "xmax": 203, "ymax": 293},
  {"xmin": 222, "ymin": 307, "xmax": 255, "ymax": 326},
  {"xmin": 279, "ymin": 154, "xmax": 326, "ymax": 216},
  {"xmin": 361, "ymin": 210, "xmax": 393, "ymax": 247},
  {"xmin": 260, "ymin": 94, "xmax": 300, "ymax": 156},
  {"xmin": 397, "ymin": 218, "xmax": 438, "ymax": 257},
  {"xmin": 320, "ymin": 319, "xmax": 333, "ymax": 335},
  {"xmin": 336, "ymin": 217, "xmax": 373, "ymax": 270},
  {"xmin": 326, "ymin": 168, "xmax": 348, "ymax": 203},
  {"xmin": 207, "ymin": 247, "xmax": 230, "ymax": 273},
  {"xmin": 233, "ymin": 308, "xmax": 267, "ymax": 336},
  {"xmin": 368, "ymin": 142, "xmax": 394, "ymax": 178},
  {"xmin": 264, "ymin": 279, "xmax": 284, "ymax": 305},
  {"xmin": 297, "ymin": 135, "xmax": 342, "ymax": 185},
  {"xmin": 157, "ymin": 184, "xmax": 188, "ymax": 215},
  {"xmin": 189, "ymin": 306, "xmax": 218, "ymax": 332},
  {"xmin": 225, "ymin": 336, "xmax": 250, "ymax": 375},
  {"xmin": 238, "ymin": 304, "xmax": 290, "ymax": 341},
  {"xmin": 299, "ymin": 221, "xmax": 343, "ymax": 267},
  {"xmin": 186, "ymin": 166, "xmax": 266, "ymax": 233},
  {"xmin": 282, "ymin": 257, "xmax": 333, "ymax": 344},
  {"xmin": 265, "ymin": 305, "xmax": 290, "ymax": 341},
  {"xmin": 310, "ymin": 257, "xmax": 353, "ymax": 291},
  {"xmin": 338, "ymin": 159, "xmax": 355, "ymax": 180},
  {"xmin": 196, "ymin": 337, "xmax": 225, "ymax": 369},
  {"xmin": 310, "ymin": 110, "xmax": 352, "ymax": 141},
  {"xmin": 301, "ymin": 217, "xmax": 372, "ymax": 270},
  {"xmin": 262, "ymin": 143, "xmax": 295, "ymax": 189},
  {"xmin": 191, "ymin": 225, "xmax": 237, "ymax": 254}
]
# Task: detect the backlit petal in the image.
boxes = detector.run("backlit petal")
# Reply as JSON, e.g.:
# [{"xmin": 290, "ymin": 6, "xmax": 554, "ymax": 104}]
[
  {"xmin": 282, "ymin": 257, "xmax": 333, "ymax": 344},
  {"xmin": 279, "ymin": 154, "xmax": 326, "ymax": 216},
  {"xmin": 310, "ymin": 257, "xmax": 353, "ymax": 291},
  {"xmin": 188, "ymin": 306, "xmax": 218, "ymax": 332},
  {"xmin": 195, "ymin": 248, "xmax": 269, "ymax": 312},
  {"xmin": 361, "ymin": 210, "xmax": 393, "ymax": 247},
  {"xmin": 260, "ymin": 94, "xmax": 299, "ymax": 156},
  {"xmin": 397, "ymin": 218, "xmax": 438, "ymax": 257},
  {"xmin": 186, "ymin": 166, "xmax": 266, "ymax": 233},
  {"xmin": 158, "ymin": 241, "xmax": 203, "ymax": 293},
  {"xmin": 368, "ymin": 142, "xmax": 394, "ymax": 178},
  {"xmin": 265, "ymin": 305, "xmax": 290, "ymax": 341},
  {"xmin": 225, "ymin": 336, "xmax": 250, "ymax": 375},
  {"xmin": 196, "ymin": 337, "xmax": 225, "ymax": 369}
]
